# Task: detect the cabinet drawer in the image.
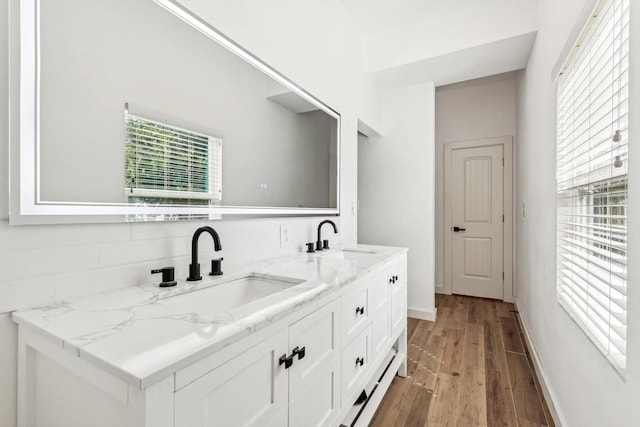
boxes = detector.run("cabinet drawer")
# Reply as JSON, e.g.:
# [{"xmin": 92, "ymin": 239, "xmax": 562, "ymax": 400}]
[
  {"xmin": 341, "ymin": 324, "xmax": 372, "ymax": 406},
  {"xmin": 341, "ymin": 281, "xmax": 369, "ymax": 344}
]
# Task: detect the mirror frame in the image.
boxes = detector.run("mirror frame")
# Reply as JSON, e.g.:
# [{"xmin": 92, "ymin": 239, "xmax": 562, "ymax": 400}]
[{"xmin": 12, "ymin": 0, "xmax": 341, "ymax": 224}]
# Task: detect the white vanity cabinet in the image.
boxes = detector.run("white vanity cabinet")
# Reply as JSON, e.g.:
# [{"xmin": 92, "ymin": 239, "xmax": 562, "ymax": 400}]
[
  {"xmin": 14, "ymin": 246, "xmax": 408, "ymax": 427},
  {"xmin": 338, "ymin": 253, "xmax": 408, "ymax": 423},
  {"xmin": 175, "ymin": 298, "xmax": 341, "ymax": 427}
]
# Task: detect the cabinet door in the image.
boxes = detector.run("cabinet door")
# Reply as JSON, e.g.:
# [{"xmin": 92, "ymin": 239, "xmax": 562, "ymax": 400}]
[
  {"xmin": 390, "ymin": 257, "xmax": 407, "ymax": 338},
  {"xmin": 175, "ymin": 329, "xmax": 288, "ymax": 427},
  {"xmin": 371, "ymin": 268, "xmax": 391, "ymax": 362},
  {"xmin": 289, "ymin": 298, "xmax": 341, "ymax": 427}
]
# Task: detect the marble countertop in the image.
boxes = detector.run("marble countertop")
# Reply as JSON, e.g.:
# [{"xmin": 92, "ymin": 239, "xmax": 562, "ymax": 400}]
[{"xmin": 12, "ymin": 245, "xmax": 407, "ymax": 389}]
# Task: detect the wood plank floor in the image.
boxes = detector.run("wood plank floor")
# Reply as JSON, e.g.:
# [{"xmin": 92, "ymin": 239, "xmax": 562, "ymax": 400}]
[{"xmin": 370, "ymin": 294, "xmax": 554, "ymax": 427}]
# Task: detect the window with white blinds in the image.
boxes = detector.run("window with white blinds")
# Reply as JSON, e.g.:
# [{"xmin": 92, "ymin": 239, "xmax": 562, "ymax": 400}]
[
  {"xmin": 556, "ymin": 0, "xmax": 629, "ymax": 372},
  {"xmin": 124, "ymin": 113, "xmax": 222, "ymax": 207}
]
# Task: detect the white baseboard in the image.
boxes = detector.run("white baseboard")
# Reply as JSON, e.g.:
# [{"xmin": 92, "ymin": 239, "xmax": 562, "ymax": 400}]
[
  {"xmin": 514, "ymin": 303, "xmax": 566, "ymax": 427},
  {"xmin": 407, "ymin": 307, "xmax": 437, "ymax": 322}
]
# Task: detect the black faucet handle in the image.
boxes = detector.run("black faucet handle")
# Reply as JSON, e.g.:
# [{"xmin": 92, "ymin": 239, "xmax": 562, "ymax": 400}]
[
  {"xmin": 210, "ymin": 258, "xmax": 224, "ymax": 276},
  {"xmin": 151, "ymin": 267, "xmax": 177, "ymax": 287},
  {"xmin": 323, "ymin": 239, "xmax": 330, "ymax": 249},
  {"xmin": 306, "ymin": 243, "xmax": 315, "ymax": 253}
]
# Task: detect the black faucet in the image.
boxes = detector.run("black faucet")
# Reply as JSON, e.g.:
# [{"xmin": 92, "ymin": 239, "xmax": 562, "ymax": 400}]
[
  {"xmin": 187, "ymin": 226, "xmax": 222, "ymax": 281},
  {"xmin": 316, "ymin": 220, "xmax": 338, "ymax": 251}
]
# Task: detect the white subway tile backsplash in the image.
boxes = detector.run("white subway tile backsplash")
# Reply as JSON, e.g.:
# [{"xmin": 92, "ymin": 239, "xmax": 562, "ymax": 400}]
[
  {"xmin": 0, "ymin": 246, "xmax": 99, "ymax": 282},
  {"xmin": 0, "ymin": 221, "xmax": 132, "ymax": 251},
  {"xmin": 98, "ymin": 237, "xmax": 188, "ymax": 268},
  {"xmin": 0, "ymin": 276, "xmax": 55, "ymax": 312},
  {"xmin": 0, "ymin": 216, "xmax": 340, "ymax": 314},
  {"xmin": 54, "ymin": 260, "xmax": 165, "ymax": 301},
  {"xmin": 34, "ymin": 245, "xmax": 100, "ymax": 276},
  {"xmin": 0, "ymin": 250, "xmax": 30, "ymax": 282}
]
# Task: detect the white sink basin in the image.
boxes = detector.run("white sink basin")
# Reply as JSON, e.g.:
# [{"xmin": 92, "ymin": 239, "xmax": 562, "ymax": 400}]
[
  {"xmin": 162, "ymin": 274, "xmax": 304, "ymax": 315},
  {"xmin": 320, "ymin": 248, "xmax": 378, "ymax": 262}
]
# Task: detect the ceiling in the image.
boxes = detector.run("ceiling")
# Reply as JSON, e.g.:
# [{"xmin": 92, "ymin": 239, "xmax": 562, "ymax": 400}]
[{"xmin": 340, "ymin": 0, "xmax": 539, "ymax": 88}]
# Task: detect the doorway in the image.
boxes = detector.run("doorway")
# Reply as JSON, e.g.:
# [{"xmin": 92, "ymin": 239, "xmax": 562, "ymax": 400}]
[{"xmin": 443, "ymin": 136, "xmax": 513, "ymax": 301}]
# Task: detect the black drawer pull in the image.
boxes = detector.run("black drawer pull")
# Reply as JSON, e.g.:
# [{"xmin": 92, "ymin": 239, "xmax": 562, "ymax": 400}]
[
  {"xmin": 279, "ymin": 353, "xmax": 293, "ymax": 369},
  {"xmin": 293, "ymin": 346, "xmax": 306, "ymax": 360},
  {"xmin": 355, "ymin": 357, "xmax": 365, "ymax": 367},
  {"xmin": 355, "ymin": 306, "xmax": 365, "ymax": 315}
]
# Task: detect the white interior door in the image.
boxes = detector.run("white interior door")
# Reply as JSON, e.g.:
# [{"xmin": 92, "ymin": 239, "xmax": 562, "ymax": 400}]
[{"xmin": 449, "ymin": 144, "xmax": 504, "ymax": 299}]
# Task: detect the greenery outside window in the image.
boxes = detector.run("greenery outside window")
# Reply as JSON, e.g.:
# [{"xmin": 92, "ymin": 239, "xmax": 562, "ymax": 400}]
[{"xmin": 124, "ymin": 112, "xmax": 222, "ymax": 220}]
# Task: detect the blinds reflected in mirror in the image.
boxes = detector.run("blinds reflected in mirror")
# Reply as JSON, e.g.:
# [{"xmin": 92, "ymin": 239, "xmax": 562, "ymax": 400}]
[
  {"xmin": 556, "ymin": 0, "xmax": 629, "ymax": 373},
  {"xmin": 124, "ymin": 112, "xmax": 222, "ymax": 210}
]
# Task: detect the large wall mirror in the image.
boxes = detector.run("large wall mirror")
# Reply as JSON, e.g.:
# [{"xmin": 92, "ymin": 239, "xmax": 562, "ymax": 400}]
[{"xmin": 12, "ymin": 0, "xmax": 340, "ymax": 223}]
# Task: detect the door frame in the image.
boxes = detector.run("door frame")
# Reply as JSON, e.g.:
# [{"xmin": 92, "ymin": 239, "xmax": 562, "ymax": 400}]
[{"xmin": 443, "ymin": 136, "xmax": 514, "ymax": 302}]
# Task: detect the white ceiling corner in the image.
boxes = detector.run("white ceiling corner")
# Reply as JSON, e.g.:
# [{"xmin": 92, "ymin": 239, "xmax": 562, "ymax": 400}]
[
  {"xmin": 370, "ymin": 31, "xmax": 537, "ymax": 89},
  {"xmin": 340, "ymin": 0, "xmax": 539, "ymax": 89}
]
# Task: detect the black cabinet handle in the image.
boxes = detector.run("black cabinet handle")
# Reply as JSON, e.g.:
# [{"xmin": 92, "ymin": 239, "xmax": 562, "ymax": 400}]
[
  {"xmin": 355, "ymin": 306, "xmax": 365, "ymax": 315},
  {"xmin": 453, "ymin": 226, "xmax": 466, "ymax": 232},
  {"xmin": 293, "ymin": 346, "xmax": 306, "ymax": 360},
  {"xmin": 355, "ymin": 357, "xmax": 364, "ymax": 367},
  {"xmin": 279, "ymin": 353, "xmax": 294, "ymax": 369}
]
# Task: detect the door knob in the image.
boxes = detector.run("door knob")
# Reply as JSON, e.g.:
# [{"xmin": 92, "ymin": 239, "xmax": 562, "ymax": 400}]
[{"xmin": 453, "ymin": 226, "xmax": 466, "ymax": 232}]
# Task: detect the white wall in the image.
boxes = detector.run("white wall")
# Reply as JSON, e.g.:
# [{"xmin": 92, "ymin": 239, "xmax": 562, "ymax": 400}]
[
  {"xmin": 516, "ymin": 0, "xmax": 640, "ymax": 425},
  {"xmin": 358, "ymin": 83, "xmax": 436, "ymax": 319},
  {"xmin": 434, "ymin": 72, "xmax": 518, "ymax": 293},
  {"xmin": 0, "ymin": 1, "xmax": 380, "ymax": 426},
  {"xmin": 175, "ymin": 0, "xmax": 384, "ymax": 248}
]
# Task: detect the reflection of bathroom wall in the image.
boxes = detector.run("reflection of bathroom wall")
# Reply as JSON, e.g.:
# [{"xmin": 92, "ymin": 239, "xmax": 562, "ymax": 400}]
[
  {"xmin": 223, "ymin": 107, "xmax": 333, "ymax": 208},
  {"xmin": 38, "ymin": 0, "xmax": 336, "ymax": 208}
]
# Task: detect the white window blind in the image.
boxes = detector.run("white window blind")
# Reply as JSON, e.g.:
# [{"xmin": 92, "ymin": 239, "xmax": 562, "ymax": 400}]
[
  {"xmin": 556, "ymin": 0, "xmax": 629, "ymax": 372},
  {"xmin": 124, "ymin": 113, "xmax": 222, "ymax": 206}
]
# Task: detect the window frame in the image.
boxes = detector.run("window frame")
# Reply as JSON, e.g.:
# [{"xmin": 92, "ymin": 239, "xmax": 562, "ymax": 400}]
[{"xmin": 555, "ymin": 0, "xmax": 629, "ymax": 375}]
